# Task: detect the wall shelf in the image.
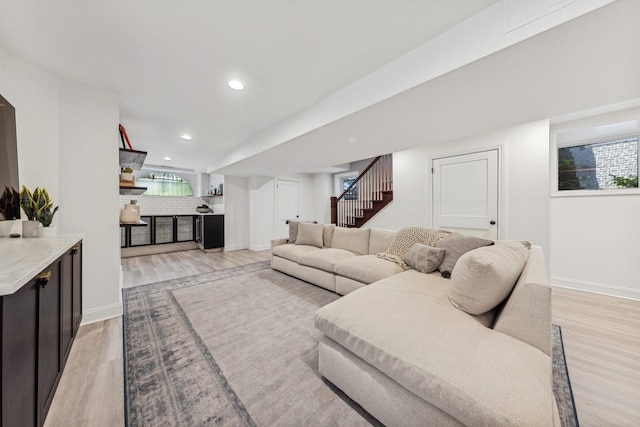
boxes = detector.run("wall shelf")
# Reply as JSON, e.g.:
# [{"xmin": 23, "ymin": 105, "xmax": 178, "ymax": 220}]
[
  {"xmin": 201, "ymin": 195, "xmax": 223, "ymax": 203},
  {"xmin": 119, "ymin": 186, "xmax": 147, "ymax": 195},
  {"xmin": 120, "ymin": 220, "xmax": 148, "ymax": 227},
  {"xmin": 119, "ymin": 148, "xmax": 147, "ymax": 171}
]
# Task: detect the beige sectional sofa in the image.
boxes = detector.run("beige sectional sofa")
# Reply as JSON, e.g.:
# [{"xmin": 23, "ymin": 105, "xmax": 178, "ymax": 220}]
[
  {"xmin": 271, "ymin": 224, "xmax": 560, "ymax": 426},
  {"xmin": 271, "ymin": 225, "xmax": 404, "ymax": 295}
]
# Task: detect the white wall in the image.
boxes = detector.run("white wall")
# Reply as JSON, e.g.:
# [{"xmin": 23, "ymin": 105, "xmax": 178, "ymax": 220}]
[
  {"xmin": 549, "ymin": 108, "xmax": 640, "ymax": 300},
  {"xmin": 223, "ymin": 175, "xmax": 250, "ymax": 251},
  {"xmin": 366, "ymin": 120, "xmax": 551, "ymax": 255},
  {"xmin": 244, "ymin": 173, "xmax": 318, "ymax": 250},
  {"xmin": 313, "ymin": 173, "xmax": 333, "ymax": 224},
  {"xmin": 0, "ymin": 52, "xmax": 122, "ymax": 324},
  {"xmin": 58, "ymin": 80, "xmax": 121, "ymax": 323}
]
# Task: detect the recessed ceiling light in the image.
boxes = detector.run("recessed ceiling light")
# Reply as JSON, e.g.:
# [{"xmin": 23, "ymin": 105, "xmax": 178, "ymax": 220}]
[
  {"xmin": 180, "ymin": 134, "xmax": 192, "ymax": 140},
  {"xmin": 228, "ymin": 80, "xmax": 244, "ymax": 91},
  {"xmin": 163, "ymin": 156, "xmax": 172, "ymax": 161}
]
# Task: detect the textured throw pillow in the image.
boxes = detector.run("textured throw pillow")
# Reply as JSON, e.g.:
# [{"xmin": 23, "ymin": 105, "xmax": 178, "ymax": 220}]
[
  {"xmin": 377, "ymin": 226, "xmax": 451, "ymax": 267},
  {"xmin": 403, "ymin": 244, "xmax": 446, "ymax": 274},
  {"xmin": 295, "ymin": 222, "xmax": 324, "ymax": 248},
  {"xmin": 435, "ymin": 234, "xmax": 494, "ymax": 278},
  {"xmin": 448, "ymin": 241, "xmax": 529, "ymax": 315}
]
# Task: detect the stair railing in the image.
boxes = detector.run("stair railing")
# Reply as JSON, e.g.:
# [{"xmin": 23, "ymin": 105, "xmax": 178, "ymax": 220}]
[{"xmin": 331, "ymin": 154, "xmax": 393, "ymax": 227}]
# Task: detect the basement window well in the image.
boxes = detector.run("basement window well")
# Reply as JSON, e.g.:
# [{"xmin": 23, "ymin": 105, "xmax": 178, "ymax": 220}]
[
  {"xmin": 137, "ymin": 172, "xmax": 195, "ymax": 197},
  {"xmin": 552, "ymin": 114, "xmax": 640, "ymax": 195}
]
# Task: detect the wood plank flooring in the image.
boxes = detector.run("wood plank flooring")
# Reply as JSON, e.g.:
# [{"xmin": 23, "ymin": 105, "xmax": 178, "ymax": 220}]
[
  {"xmin": 45, "ymin": 249, "xmax": 639, "ymax": 426},
  {"xmin": 552, "ymin": 287, "xmax": 640, "ymax": 426}
]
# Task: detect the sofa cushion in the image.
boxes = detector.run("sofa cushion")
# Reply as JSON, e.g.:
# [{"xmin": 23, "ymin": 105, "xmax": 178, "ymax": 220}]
[
  {"xmin": 295, "ymin": 222, "xmax": 324, "ymax": 248},
  {"xmin": 272, "ymin": 243, "xmax": 321, "ymax": 263},
  {"xmin": 298, "ymin": 248, "xmax": 357, "ymax": 274},
  {"xmin": 377, "ymin": 226, "xmax": 450, "ymax": 267},
  {"xmin": 331, "ymin": 227, "xmax": 370, "ymax": 255},
  {"xmin": 404, "ymin": 243, "xmax": 446, "ymax": 274},
  {"xmin": 315, "ymin": 270, "xmax": 555, "ymax": 427},
  {"xmin": 435, "ymin": 233, "xmax": 494, "ymax": 278},
  {"xmin": 334, "ymin": 255, "xmax": 405, "ymax": 285},
  {"xmin": 323, "ymin": 224, "xmax": 336, "ymax": 248},
  {"xmin": 448, "ymin": 241, "xmax": 529, "ymax": 315},
  {"xmin": 368, "ymin": 228, "xmax": 397, "ymax": 254}
]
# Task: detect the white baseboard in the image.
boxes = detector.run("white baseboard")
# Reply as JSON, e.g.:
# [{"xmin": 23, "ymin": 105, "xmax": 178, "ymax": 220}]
[
  {"xmin": 224, "ymin": 244, "xmax": 249, "ymax": 251},
  {"xmin": 249, "ymin": 244, "xmax": 271, "ymax": 251},
  {"xmin": 551, "ymin": 276, "xmax": 640, "ymax": 301},
  {"xmin": 80, "ymin": 302, "xmax": 123, "ymax": 326}
]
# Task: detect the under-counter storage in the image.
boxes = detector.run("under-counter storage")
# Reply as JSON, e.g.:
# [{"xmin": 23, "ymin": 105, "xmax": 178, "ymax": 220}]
[
  {"xmin": 196, "ymin": 214, "xmax": 224, "ymax": 250},
  {"xmin": 121, "ymin": 215, "xmax": 196, "ymax": 248},
  {"xmin": 1, "ymin": 240, "xmax": 82, "ymax": 427}
]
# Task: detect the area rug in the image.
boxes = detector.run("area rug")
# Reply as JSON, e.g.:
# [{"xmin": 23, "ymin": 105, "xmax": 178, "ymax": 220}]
[{"xmin": 124, "ymin": 262, "xmax": 577, "ymax": 426}]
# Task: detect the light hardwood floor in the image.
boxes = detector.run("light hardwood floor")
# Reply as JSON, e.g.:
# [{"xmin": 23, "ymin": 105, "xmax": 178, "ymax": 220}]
[{"xmin": 45, "ymin": 249, "xmax": 639, "ymax": 426}]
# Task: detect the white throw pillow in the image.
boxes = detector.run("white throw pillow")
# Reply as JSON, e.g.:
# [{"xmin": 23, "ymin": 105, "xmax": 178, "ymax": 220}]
[
  {"xmin": 448, "ymin": 241, "xmax": 529, "ymax": 315},
  {"xmin": 331, "ymin": 227, "xmax": 370, "ymax": 255},
  {"xmin": 295, "ymin": 222, "xmax": 324, "ymax": 248}
]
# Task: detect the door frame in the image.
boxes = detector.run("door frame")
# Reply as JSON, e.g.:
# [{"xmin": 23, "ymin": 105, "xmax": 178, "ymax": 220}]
[
  {"xmin": 274, "ymin": 178, "xmax": 300, "ymax": 238},
  {"xmin": 428, "ymin": 146, "xmax": 505, "ymax": 239}
]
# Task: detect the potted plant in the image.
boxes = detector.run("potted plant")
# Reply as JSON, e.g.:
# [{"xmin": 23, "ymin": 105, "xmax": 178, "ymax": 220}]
[
  {"xmin": 0, "ymin": 186, "xmax": 20, "ymax": 236},
  {"xmin": 120, "ymin": 167, "xmax": 134, "ymax": 182},
  {"xmin": 20, "ymin": 186, "xmax": 59, "ymax": 237}
]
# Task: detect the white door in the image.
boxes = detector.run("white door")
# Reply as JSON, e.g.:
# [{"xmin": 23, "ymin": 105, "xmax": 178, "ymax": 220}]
[
  {"xmin": 432, "ymin": 150, "xmax": 499, "ymax": 239},
  {"xmin": 275, "ymin": 179, "xmax": 299, "ymax": 238}
]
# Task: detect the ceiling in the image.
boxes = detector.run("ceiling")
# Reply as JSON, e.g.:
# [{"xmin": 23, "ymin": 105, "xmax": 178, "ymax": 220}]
[{"xmin": 0, "ymin": 0, "xmax": 499, "ymax": 173}]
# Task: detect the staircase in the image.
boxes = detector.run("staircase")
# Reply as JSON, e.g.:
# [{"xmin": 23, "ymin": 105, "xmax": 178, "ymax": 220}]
[{"xmin": 331, "ymin": 154, "xmax": 393, "ymax": 228}]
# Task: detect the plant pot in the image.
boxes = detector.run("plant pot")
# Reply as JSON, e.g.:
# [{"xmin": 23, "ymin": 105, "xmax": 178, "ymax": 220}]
[
  {"xmin": 37, "ymin": 226, "xmax": 57, "ymax": 238},
  {"xmin": 22, "ymin": 220, "xmax": 42, "ymax": 238},
  {"xmin": 120, "ymin": 172, "xmax": 134, "ymax": 182}
]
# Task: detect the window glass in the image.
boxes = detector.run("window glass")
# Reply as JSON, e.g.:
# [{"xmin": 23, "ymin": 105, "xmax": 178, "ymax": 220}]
[
  {"xmin": 558, "ymin": 136, "xmax": 638, "ymax": 191},
  {"xmin": 138, "ymin": 172, "xmax": 195, "ymax": 196}
]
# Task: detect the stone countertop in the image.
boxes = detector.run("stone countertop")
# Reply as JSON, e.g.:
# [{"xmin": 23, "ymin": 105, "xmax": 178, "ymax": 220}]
[{"xmin": 0, "ymin": 234, "xmax": 83, "ymax": 296}]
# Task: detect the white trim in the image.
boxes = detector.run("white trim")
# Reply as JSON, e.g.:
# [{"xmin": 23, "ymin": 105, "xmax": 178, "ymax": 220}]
[
  {"xmin": 552, "ymin": 276, "xmax": 640, "ymax": 302},
  {"xmin": 80, "ymin": 302, "xmax": 123, "ymax": 326},
  {"xmin": 249, "ymin": 244, "xmax": 270, "ymax": 252},
  {"xmin": 223, "ymin": 244, "xmax": 249, "ymax": 251}
]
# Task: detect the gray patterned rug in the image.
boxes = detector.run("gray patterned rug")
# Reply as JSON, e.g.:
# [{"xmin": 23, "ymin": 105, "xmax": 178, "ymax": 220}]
[{"xmin": 123, "ymin": 261, "xmax": 578, "ymax": 426}]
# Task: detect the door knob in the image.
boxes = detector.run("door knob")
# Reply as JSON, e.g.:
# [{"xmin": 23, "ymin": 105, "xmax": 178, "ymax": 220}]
[{"xmin": 490, "ymin": 220, "xmax": 496, "ymax": 225}]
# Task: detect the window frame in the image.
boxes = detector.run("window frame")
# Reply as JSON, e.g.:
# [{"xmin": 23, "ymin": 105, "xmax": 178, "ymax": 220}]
[{"xmin": 550, "ymin": 113, "xmax": 640, "ymax": 198}]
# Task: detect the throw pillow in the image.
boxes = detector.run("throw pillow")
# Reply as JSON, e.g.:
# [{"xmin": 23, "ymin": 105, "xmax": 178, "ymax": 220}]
[
  {"xmin": 377, "ymin": 226, "xmax": 451, "ymax": 268},
  {"xmin": 435, "ymin": 234, "xmax": 494, "ymax": 278},
  {"xmin": 287, "ymin": 220, "xmax": 316, "ymax": 244},
  {"xmin": 295, "ymin": 222, "xmax": 324, "ymax": 248},
  {"xmin": 448, "ymin": 241, "xmax": 529, "ymax": 315},
  {"xmin": 403, "ymin": 244, "xmax": 446, "ymax": 274}
]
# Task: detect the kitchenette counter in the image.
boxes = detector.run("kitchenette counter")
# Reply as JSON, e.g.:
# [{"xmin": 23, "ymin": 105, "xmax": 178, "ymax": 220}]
[{"xmin": 0, "ymin": 233, "xmax": 83, "ymax": 295}]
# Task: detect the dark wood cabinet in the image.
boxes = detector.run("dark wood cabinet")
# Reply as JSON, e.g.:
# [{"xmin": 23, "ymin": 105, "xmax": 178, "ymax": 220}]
[{"xmin": 0, "ymin": 241, "xmax": 83, "ymax": 427}]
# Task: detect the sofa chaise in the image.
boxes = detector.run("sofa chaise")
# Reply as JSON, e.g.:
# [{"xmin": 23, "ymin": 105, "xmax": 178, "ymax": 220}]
[{"xmin": 271, "ymin": 223, "xmax": 560, "ymax": 426}]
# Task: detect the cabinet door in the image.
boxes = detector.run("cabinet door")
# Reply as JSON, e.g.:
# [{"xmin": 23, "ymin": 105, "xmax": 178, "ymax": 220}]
[
  {"xmin": 72, "ymin": 243, "xmax": 83, "ymax": 335},
  {"xmin": 176, "ymin": 215, "xmax": 195, "ymax": 242},
  {"xmin": 203, "ymin": 215, "xmax": 224, "ymax": 249},
  {"xmin": 61, "ymin": 251, "xmax": 73, "ymax": 365},
  {"xmin": 2, "ymin": 279, "xmax": 38, "ymax": 427},
  {"xmin": 130, "ymin": 216, "xmax": 152, "ymax": 246},
  {"xmin": 154, "ymin": 216, "xmax": 174, "ymax": 244},
  {"xmin": 38, "ymin": 261, "xmax": 62, "ymax": 425}
]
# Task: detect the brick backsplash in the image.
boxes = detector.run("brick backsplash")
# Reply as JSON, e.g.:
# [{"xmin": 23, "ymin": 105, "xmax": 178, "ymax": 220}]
[{"xmin": 120, "ymin": 195, "xmax": 224, "ymax": 215}]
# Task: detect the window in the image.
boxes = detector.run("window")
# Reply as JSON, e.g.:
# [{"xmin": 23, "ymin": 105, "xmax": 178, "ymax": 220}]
[
  {"xmin": 553, "ymin": 114, "xmax": 640, "ymax": 194},
  {"xmin": 558, "ymin": 136, "xmax": 639, "ymax": 191},
  {"xmin": 138, "ymin": 172, "xmax": 195, "ymax": 196}
]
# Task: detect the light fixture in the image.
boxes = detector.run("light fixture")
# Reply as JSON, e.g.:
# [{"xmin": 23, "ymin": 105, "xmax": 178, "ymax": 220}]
[
  {"xmin": 163, "ymin": 156, "xmax": 172, "ymax": 161},
  {"xmin": 180, "ymin": 134, "xmax": 192, "ymax": 140},
  {"xmin": 228, "ymin": 79, "xmax": 244, "ymax": 91}
]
